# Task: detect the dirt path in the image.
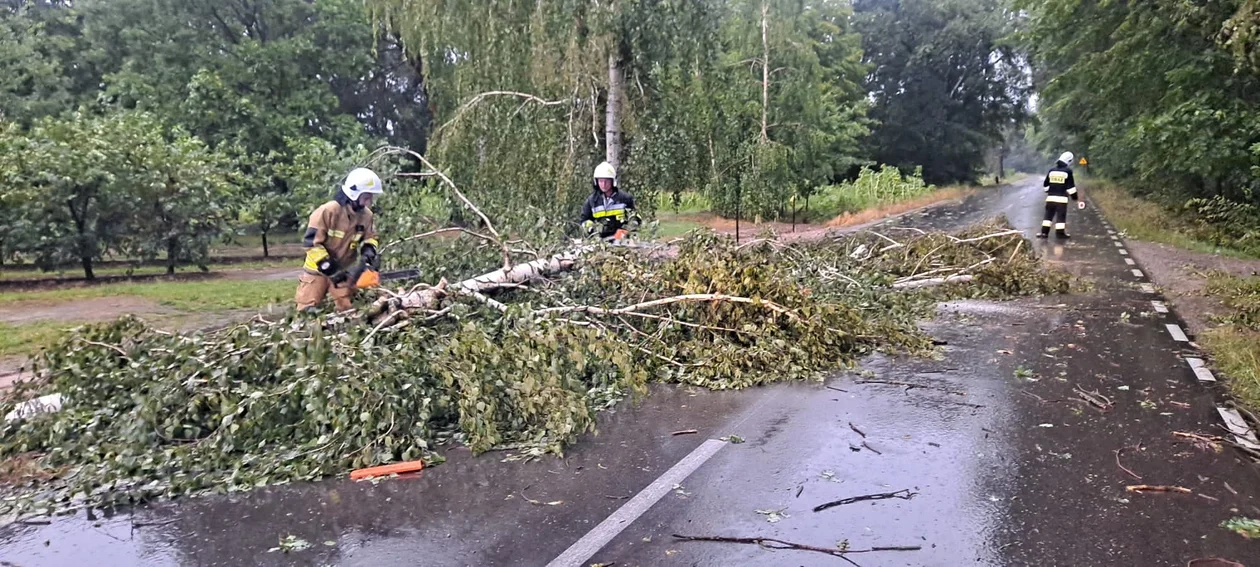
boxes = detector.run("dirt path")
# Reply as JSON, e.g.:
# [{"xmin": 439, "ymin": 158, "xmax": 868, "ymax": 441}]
[
  {"xmin": 1125, "ymin": 240, "xmax": 1260, "ymax": 333},
  {"xmin": 673, "ymin": 189, "xmax": 973, "ymax": 244}
]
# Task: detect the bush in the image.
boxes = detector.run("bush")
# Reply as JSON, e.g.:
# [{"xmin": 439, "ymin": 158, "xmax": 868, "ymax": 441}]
[
  {"xmin": 808, "ymin": 165, "xmax": 935, "ymax": 219},
  {"xmin": 1185, "ymin": 195, "xmax": 1260, "ymax": 253}
]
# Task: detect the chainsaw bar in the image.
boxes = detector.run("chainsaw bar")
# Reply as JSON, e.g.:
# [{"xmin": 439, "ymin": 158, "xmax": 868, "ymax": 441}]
[{"xmin": 379, "ymin": 268, "xmax": 421, "ymax": 282}]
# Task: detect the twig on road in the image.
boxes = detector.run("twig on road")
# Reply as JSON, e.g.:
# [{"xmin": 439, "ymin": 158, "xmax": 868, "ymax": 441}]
[
  {"xmin": 671, "ymin": 429, "xmax": 698, "ymax": 436},
  {"xmin": 1126, "ymin": 485, "xmax": 1191, "ymax": 494},
  {"xmin": 855, "ymin": 379, "xmax": 965, "ymax": 396},
  {"xmin": 672, "ymin": 534, "xmax": 921, "ymax": 566},
  {"xmin": 813, "ymin": 489, "xmax": 916, "ymax": 512},
  {"xmin": 1114, "ymin": 445, "xmax": 1142, "ymax": 480},
  {"xmin": 861, "ymin": 441, "xmax": 882, "ymax": 455},
  {"xmin": 1075, "ymin": 384, "xmax": 1114, "ymax": 412},
  {"xmin": 848, "ymin": 422, "xmax": 866, "ymax": 438}
]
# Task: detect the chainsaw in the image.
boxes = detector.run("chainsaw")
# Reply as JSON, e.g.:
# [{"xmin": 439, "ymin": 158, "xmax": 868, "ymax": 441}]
[{"xmin": 352, "ymin": 266, "xmax": 421, "ymax": 289}]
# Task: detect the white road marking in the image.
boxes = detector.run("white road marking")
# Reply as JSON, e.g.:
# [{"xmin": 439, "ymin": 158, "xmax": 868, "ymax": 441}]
[
  {"xmin": 1152, "ymin": 301, "xmax": 1168, "ymax": 313},
  {"xmin": 1119, "ymin": 249, "xmax": 1129, "ymax": 255},
  {"xmin": 1140, "ymin": 283, "xmax": 1156, "ymax": 293},
  {"xmin": 1186, "ymin": 358, "xmax": 1215, "ymax": 382},
  {"xmin": 1124, "ymin": 258, "xmax": 1135, "ymax": 265},
  {"xmin": 546, "ymin": 439, "xmax": 727, "ymax": 567},
  {"xmin": 1107, "ymin": 230, "xmax": 1116, "ymax": 235},
  {"xmin": 1166, "ymin": 324, "xmax": 1189, "ymax": 342},
  {"xmin": 1132, "ymin": 269, "xmax": 1144, "ymax": 278},
  {"xmin": 1114, "ymin": 241, "xmax": 1124, "ymax": 247},
  {"xmin": 1110, "ymin": 235, "xmax": 1119, "ymax": 240},
  {"xmin": 1217, "ymin": 408, "xmax": 1260, "ymax": 450}
]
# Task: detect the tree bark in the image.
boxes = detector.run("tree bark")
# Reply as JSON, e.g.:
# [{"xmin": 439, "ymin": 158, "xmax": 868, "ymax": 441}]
[
  {"xmin": 378, "ymin": 246, "xmax": 591, "ymax": 314},
  {"xmin": 760, "ymin": 0, "xmax": 770, "ymax": 144},
  {"xmin": 606, "ymin": 51, "xmax": 624, "ymax": 169},
  {"xmin": 261, "ymin": 231, "xmax": 270, "ymax": 258},
  {"xmin": 166, "ymin": 237, "xmax": 178, "ymax": 275}
]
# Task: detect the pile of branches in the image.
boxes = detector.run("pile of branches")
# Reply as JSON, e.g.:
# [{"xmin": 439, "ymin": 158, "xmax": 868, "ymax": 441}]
[{"xmin": 0, "ymin": 215, "xmax": 1069, "ymax": 519}]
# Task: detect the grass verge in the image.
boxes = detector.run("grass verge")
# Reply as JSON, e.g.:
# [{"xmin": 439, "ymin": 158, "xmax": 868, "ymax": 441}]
[
  {"xmin": 0, "ymin": 278, "xmax": 295, "ymax": 311},
  {"xmin": 0, "ymin": 321, "xmax": 77, "ymax": 359},
  {"xmin": 1201, "ymin": 274, "xmax": 1260, "ymax": 412},
  {"xmin": 1202, "ymin": 326, "xmax": 1260, "ymax": 414},
  {"xmin": 1088, "ymin": 182, "xmax": 1257, "ymax": 259}
]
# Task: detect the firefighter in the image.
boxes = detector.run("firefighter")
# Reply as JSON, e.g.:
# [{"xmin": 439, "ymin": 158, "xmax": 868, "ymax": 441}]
[
  {"xmin": 1038, "ymin": 152, "xmax": 1083, "ymax": 239},
  {"xmin": 580, "ymin": 161, "xmax": 639, "ymax": 240},
  {"xmin": 296, "ymin": 168, "xmax": 383, "ymax": 313}
]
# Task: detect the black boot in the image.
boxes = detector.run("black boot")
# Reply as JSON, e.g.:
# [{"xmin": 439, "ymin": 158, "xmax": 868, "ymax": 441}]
[
  {"xmin": 1036, "ymin": 232, "xmax": 1048, "ymax": 239},
  {"xmin": 1055, "ymin": 231, "xmax": 1070, "ymax": 239}
]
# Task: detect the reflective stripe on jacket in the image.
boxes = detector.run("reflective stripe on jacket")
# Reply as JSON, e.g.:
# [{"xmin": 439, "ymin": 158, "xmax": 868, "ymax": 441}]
[
  {"xmin": 1043, "ymin": 164, "xmax": 1078, "ymax": 203},
  {"xmin": 302, "ymin": 199, "xmax": 377, "ymax": 274}
]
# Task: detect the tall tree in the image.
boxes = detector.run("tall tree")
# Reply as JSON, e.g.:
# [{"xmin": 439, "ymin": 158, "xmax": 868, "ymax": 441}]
[
  {"xmin": 0, "ymin": 111, "xmax": 142, "ymax": 279},
  {"xmin": 855, "ymin": 0, "xmax": 1031, "ymax": 185},
  {"xmin": 705, "ymin": 0, "xmax": 869, "ymax": 222}
]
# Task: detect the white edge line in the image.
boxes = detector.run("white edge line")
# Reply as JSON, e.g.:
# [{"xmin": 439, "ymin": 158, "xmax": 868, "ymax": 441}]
[
  {"xmin": 1119, "ymin": 249, "xmax": 1129, "ymax": 255},
  {"xmin": 1166, "ymin": 324, "xmax": 1189, "ymax": 342},
  {"xmin": 1152, "ymin": 301, "xmax": 1168, "ymax": 313},
  {"xmin": 1186, "ymin": 357, "xmax": 1216, "ymax": 382},
  {"xmin": 1132, "ymin": 269, "xmax": 1144, "ymax": 278},
  {"xmin": 1217, "ymin": 408, "xmax": 1260, "ymax": 450},
  {"xmin": 1124, "ymin": 258, "xmax": 1135, "ymax": 265},
  {"xmin": 546, "ymin": 439, "xmax": 727, "ymax": 567}
]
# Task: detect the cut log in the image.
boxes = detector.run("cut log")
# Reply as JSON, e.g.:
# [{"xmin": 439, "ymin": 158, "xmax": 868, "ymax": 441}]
[
  {"xmin": 891, "ymin": 275, "xmax": 975, "ymax": 290},
  {"xmin": 375, "ymin": 245, "xmax": 592, "ymax": 314}
]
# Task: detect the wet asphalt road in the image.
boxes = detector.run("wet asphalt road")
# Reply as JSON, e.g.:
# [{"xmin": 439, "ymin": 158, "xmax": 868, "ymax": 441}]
[{"xmin": 3, "ymin": 179, "xmax": 1259, "ymax": 566}]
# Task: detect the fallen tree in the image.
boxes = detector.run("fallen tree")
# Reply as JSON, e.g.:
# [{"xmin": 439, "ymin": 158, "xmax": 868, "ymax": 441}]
[{"xmin": 0, "ymin": 154, "xmax": 1073, "ymax": 520}]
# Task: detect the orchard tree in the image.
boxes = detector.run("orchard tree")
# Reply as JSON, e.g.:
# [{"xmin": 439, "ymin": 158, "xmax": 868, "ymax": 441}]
[
  {"xmin": 122, "ymin": 120, "xmax": 240, "ymax": 274},
  {"xmin": 0, "ymin": 111, "xmax": 136, "ymax": 279}
]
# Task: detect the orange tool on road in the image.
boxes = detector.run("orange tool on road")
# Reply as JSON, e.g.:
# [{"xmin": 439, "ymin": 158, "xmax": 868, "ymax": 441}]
[{"xmin": 349, "ymin": 460, "xmax": 424, "ymax": 480}]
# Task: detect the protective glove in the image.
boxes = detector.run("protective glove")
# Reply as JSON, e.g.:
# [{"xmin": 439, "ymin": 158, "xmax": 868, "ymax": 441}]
[
  {"xmin": 361, "ymin": 243, "xmax": 380, "ymax": 270},
  {"xmin": 316, "ymin": 256, "xmax": 340, "ymax": 277},
  {"xmin": 330, "ymin": 271, "xmax": 350, "ymax": 286},
  {"xmin": 582, "ymin": 220, "xmax": 597, "ymax": 235}
]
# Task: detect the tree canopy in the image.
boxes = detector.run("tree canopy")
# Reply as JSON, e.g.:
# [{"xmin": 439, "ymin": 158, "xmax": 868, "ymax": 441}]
[{"xmin": 1020, "ymin": 0, "xmax": 1260, "ymax": 249}]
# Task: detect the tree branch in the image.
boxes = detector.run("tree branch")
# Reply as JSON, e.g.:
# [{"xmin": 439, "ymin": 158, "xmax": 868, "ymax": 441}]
[
  {"xmin": 673, "ymin": 534, "xmax": 921, "ymax": 565},
  {"xmin": 433, "ymin": 91, "xmax": 569, "ymax": 139},
  {"xmin": 372, "ymin": 146, "xmax": 512, "ymax": 270},
  {"xmin": 534, "ymin": 293, "xmax": 799, "ymax": 320}
]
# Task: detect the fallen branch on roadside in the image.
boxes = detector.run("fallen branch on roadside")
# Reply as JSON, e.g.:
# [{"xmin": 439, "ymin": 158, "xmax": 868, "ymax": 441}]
[
  {"xmin": 813, "ymin": 489, "xmax": 916, "ymax": 512},
  {"xmin": 855, "ymin": 379, "xmax": 965, "ymax": 396},
  {"xmin": 1075, "ymin": 384, "xmax": 1114, "ymax": 412},
  {"xmin": 534, "ymin": 293, "xmax": 800, "ymax": 321},
  {"xmin": 1126, "ymin": 485, "xmax": 1191, "ymax": 494},
  {"xmin": 1114, "ymin": 445, "xmax": 1142, "ymax": 480},
  {"xmin": 848, "ymin": 422, "xmax": 866, "ymax": 438},
  {"xmin": 890, "ymin": 275, "xmax": 974, "ymax": 289},
  {"xmin": 1174, "ymin": 430, "xmax": 1260, "ymax": 460},
  {"xmin": 672, "ymin": 534, "xmax": 921, "ymax": 566}
]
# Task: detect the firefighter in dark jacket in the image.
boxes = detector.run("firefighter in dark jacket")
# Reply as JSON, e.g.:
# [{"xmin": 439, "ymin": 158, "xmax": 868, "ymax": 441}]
[
  {"xmin": 1038, "ymin": 152, "xmax": 1084, "ymax": 239},
  {"xmin": 580, "ymin": 161, "xmax": 639, "ymax": 239},
  {"xmin": 296, "ymin": 168, "xmax": 383, "ymax": 312}
]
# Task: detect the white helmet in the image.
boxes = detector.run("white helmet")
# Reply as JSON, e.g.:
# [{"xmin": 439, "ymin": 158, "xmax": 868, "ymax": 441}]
[
  {"xmin": 1058, "ymin": 152, "xmax": 1074, "ymax": 165},
  {"xmin": 593, "ymin": 161, "xmax": 617, "ymax": 183},
  {"xmin": 341, "ymin": 168, "xmax": 383, "ymax": 201}
]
